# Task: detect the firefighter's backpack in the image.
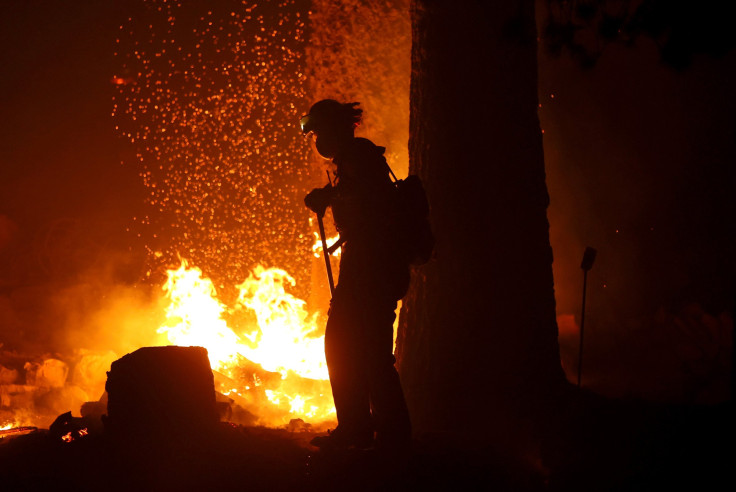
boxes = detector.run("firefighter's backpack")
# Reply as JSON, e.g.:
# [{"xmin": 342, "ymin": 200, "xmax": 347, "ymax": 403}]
[{"xmin": 389, "ymin": 169, "xmax": 434, "ymax": 265}]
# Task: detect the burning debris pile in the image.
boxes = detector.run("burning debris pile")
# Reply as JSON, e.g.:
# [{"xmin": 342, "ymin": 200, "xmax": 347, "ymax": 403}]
[
  {"xmin": 1, "ymin": 260, "xmax": 335, "ymax": 432},
  {"xmin": 1, "ymin": 350, "xmax": 116, "ymax": 431}
]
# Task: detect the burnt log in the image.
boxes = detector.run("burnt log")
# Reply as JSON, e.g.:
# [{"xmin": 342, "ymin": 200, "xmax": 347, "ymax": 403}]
[{"xmin": 103, "ymin": 346, "xmax": 218, "ymax": 437}]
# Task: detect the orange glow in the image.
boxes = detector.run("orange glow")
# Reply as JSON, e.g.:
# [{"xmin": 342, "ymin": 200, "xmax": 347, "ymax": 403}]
[
  {"xmin": 0, "ymin": 0, "xmax": 410, "ymax": 432},
  {"xmin": 157, "ymin": 260, "xmax": 242, "ymax": 368},
  {"xmin": 235, "ymin": 265, "xmax": 327, "ymax": 380},
  {"xmin": 113, "ymin": 0, "xmax": 314, "ymax": 292},
  {"xmin": 311, "ymin": 230, "xmax": 341, "ymax": 258},
  {"xmin": 156, "ymin": 260, "xmax": 334, "ymax": 426}
]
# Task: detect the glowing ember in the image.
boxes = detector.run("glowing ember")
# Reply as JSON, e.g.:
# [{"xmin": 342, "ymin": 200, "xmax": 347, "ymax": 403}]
[{"xmin": 114, "ymin": 0, "xmax": 315, "ymax": 294}]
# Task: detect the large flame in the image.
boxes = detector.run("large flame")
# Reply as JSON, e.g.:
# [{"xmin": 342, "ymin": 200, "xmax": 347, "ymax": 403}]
[
  {"xmin": 156, "ymin": 260, "xmax": 334, "ymax": 426},
  {"xmin": 235, "ymin": 266, "xmax": 327, "ymax": 380},
  {"xmin": 157, "ymin": 262, "xmax": 242, "ymax": 369}
]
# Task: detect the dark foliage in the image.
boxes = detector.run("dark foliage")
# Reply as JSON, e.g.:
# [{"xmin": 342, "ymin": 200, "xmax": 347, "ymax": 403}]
[{"xmin": 543, "ymin": 0, "xmax": 736, "ymax": 69}]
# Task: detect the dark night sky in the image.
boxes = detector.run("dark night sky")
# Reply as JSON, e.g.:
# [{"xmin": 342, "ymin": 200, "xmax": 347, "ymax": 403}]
[
  {"xmin": 0, "ymin": 1, "xmax": 733, "ymax": 396},
  {"xmin": 0, "ymin": 1, "xmax": 145, "ymax": 286}
]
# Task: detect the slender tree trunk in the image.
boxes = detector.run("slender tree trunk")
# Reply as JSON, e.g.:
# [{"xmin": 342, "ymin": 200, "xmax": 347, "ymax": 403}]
[{"xmin": 396, "ymin": 0, "xmax": 566, "ymax": 442}]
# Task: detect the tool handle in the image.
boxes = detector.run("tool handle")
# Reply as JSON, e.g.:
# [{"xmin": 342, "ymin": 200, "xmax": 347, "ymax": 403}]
[{"xmin": 317, "ymin": 213, "xmax": 335, "ymax": 297}]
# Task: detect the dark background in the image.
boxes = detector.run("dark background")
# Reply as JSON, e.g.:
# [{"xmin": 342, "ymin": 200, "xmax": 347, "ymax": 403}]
[
  {"xmin": 0, "ymin": 0, "xmax": 145, "ymax": 288},
  {"xmin": 537, "ymin": 10, "xmax": 735, "ymax": 399}
]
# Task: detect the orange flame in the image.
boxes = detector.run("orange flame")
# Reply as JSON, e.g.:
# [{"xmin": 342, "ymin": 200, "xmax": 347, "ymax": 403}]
[
  {"xmin": 156, "ymin": 260, "xmax": 334, "ymax": 426},
  {"xmin": 157, "ymin": 261, "xmax": 242, "ymax": 368},
  {"xmin": 235, "ymin": 266, "xmax": 327, "ymax": 380}
]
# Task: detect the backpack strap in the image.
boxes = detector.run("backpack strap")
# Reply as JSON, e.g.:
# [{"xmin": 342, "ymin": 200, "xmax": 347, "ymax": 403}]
[{"xmin": 384, "ymin": 159, "xmax": 399, "ymax": 184}]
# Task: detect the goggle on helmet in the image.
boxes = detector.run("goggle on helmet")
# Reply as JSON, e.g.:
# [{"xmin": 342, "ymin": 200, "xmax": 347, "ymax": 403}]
[{"xmin": 299, "ymin": 114, "xmax": 316, "ymax": 135}]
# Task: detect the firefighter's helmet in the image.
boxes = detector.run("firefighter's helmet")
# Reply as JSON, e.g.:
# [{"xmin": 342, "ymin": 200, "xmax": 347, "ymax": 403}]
[{"xmin": 300, "ymin": 99, "xmax": 362, "ymax": 135}]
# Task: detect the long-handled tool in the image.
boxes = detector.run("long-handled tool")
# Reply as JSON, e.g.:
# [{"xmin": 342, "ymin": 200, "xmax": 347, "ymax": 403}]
[
  {"xmin": 577, "ymin": 246, "xmax": 597, "ymax": 387},
  {"xmin": 317, "ymin": 211, "xmax": 335, "ymax": 297},
  {"xmin": 317, "ymin": 170, "xmax": 336, "ymax": 297}
]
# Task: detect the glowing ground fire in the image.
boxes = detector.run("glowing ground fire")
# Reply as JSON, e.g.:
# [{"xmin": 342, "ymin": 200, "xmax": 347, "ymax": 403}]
[{"xmin": 158, "ymin": 260, "xmax": 334, "ymax": 424}]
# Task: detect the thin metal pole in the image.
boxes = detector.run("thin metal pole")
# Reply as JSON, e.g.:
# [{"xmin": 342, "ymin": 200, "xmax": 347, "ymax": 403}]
[{"xmin": 577, "ymin": 269, "xmax": 588, "ymax": 387}]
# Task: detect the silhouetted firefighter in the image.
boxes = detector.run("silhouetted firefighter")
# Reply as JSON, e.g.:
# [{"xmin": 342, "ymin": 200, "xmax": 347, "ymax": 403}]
[{"xmin": 301, "ymin": 99, "xmax": 414, "ymax": 452}]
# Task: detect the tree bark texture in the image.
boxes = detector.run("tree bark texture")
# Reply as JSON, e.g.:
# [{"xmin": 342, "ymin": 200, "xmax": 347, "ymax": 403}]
[{"xmin": 396, "ymin": 0, "xmax": 565, "ymax": 440}]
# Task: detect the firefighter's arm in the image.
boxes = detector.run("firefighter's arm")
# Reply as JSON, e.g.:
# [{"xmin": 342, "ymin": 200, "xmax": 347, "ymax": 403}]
[{"xmin": 304, "ymin": 184, "xmax": 336, "ymax": 217}]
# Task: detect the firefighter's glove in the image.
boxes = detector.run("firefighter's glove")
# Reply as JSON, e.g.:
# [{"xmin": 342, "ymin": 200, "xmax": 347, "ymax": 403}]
[{"xmin": 304, "ymin": 185, "xmax": 333, "ymax": 218}]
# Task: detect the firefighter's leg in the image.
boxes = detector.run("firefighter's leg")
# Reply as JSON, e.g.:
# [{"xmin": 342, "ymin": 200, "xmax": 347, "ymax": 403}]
[
  {"xmin": 323, "ymin": 288, "xmax": 373, "ymax": 445},
  {"xmin": 364, "ymin": 298, "xmax": 411, "ymax": 450}
]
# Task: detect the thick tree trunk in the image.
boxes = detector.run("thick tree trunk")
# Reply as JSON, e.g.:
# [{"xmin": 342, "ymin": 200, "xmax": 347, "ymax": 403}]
[{"xmin": 396, "ymin": 0, "xmax": 566, "ymax": 442}]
